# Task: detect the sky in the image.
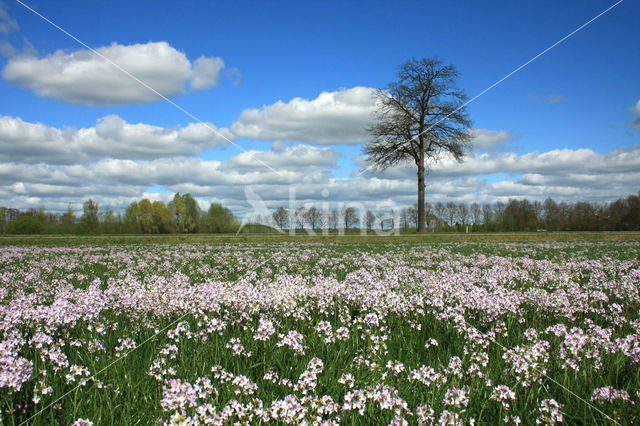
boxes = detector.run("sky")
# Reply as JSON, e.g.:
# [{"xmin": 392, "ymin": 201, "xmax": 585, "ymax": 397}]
[{"xmin": 0, "ymin": 0, "xmax": 639, "ymax": 219}]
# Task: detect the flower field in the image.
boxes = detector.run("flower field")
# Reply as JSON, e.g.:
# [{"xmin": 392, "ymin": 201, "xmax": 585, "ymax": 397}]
[{"xmin": 1, "ymin": 240, "xmax": 639, "ymax": 425}]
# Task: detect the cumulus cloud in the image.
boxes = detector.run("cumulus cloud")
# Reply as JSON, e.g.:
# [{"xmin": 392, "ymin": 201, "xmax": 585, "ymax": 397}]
[
  {"xmin": 360, "ymin": 146, "xmax": 640, "ymax": 181},
  {"xmin": 0, "ymin": 144, "xmax": 345, "ymax": 212},
  {"xmin": 631, "ymin": 99, "xmax": 640, "ymax": 130},
  {"xmin": 190, "ymin": 56, "xmax": 225, "ymax": 91},
  {"xmin": 230, "ymin": 86, "xmax": 377, "ymax": 144},
  {"xmin": 221, "ymin": 145, "xmax": 340, "ymax": 173},
  {"xmin": 470, "ymin": 128, "xmax": 514, "ymax": 152},
  {"xmin": 2, "ymin": 41, "xmax": 225, "ymax": 105},
  {"xmin": 0, "ymin": 114, "xmax": 231, "ymax": 163},
  {"xmin": 528, "ymin": 92, "xmax": 569, "ymax": 104}
]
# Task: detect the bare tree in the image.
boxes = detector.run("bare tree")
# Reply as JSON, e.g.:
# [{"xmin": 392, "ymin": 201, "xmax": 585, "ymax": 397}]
[
  {"xmin": 470, "ymin": 202, "xmax": 481, "ymax": 225},
  {"xmin": 364, "ymin": 57, "xmax": 472, "ymax": 232},
  {"xmin": 494, "ymin": 201, "xmax": 506, "ymax": 224},
  {"xmin": 482, "ymin": 204, "xmax": 493, "ymax": 226},
  {"xmin": 320, "ymin": 209, "xmax": 330, "ymax": 231},
  {"xmin": 445, "ymin": 201, "xmax": 457, "ymax": 228},
  {"xmin": 456, "ymin": 203, "xmax": 469, "ymax": 227},
  {"xmin": 408, "ymin": 203, "xmax": 418, "ymax": 228},
  {"xmin": 377, "ymin": 212, "xmax": 386, "ymax": 231},
  {"xmin": 307, "ymin": 206, "xmax": 322, "ymax": 230},
  {"xmin": 342, "ymin": 206, "xmax": 359, "ymax": 229},
  {"xmin": 543, "ymin": 198, "xmax": 558, "ymax": 231},
  {"xmin": 424, "ymin": 202, "xmax": 433, "ymax": 230},
  {"xmin": 272, "ymin": 206, "xmax": 288, "ymax": 230},
  {"xmin": 329, "ymin": 209, "xmax": 339, "ymax": 230},
  {"xmin": 434, "ymin": 202, "xmax": 446, "ymax": 227},
  {"xmin": 295, "ymin": 206, "xmax": 308, "ymax": 230},
  {"xmin": 533, "ymin": 200, "xmax": 543, "ymax": 229},
  {"xmin": 363, "ymin": 210, "xmax": 376, "ymax": 232},
  {"xmin": 400, "ymin": 208, "xmax": 411, "ymax": 230}
]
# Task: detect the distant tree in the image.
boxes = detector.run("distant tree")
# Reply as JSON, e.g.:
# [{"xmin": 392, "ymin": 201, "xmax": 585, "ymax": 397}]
[
  {"xmin": 408, "ymin": 204, "xmax": 418, "ymax": 229},
  {"xmin": 377, "ymin": 212, "xmax": 386, "ymax": 231},
  {"xmin": 149, "ymin": 201, "xmax": 172, "ymax": 233},
  {"xmin": 34, "ymin": 208, "xmax": 48, "ymax": 227},
  {"xmin": 272, "ymin": 206, "xmax": 289, "ymax": 230},
  {"xmin": 445, "ymin": 202, "xmax": 457, "ymax": 228},
  {"xmin": 482, "ymin": 204, "xmax": 493, "ymax": 229},
  {"xmin": 621, "ymin": 193, "xmax": 640, "ymax": 230},
  {"xmin": 364, "ymin": 57, "xmax": 472, "ymax": 232},
  {"xmin": 533, "ymin": 200, "xmax": 543, "ymax": 228},
  {"xmin": 503, "ymin": 199, "xmax": 537, "ymax": 232},
  {"xmin": 169, "ymin": 194, "xmax": 186, "ymax": 232},
  {"xmin": 184, "ymin": 194, "xmax": 201, "ymax": 232},
  {"xmin": 320, "ymin": 209, "xmax": 330, "ymax": 231},
  {"xmin": 295, "ymin": 206, "xmax": 308, "ymax": 230},
  {"xmin": 103, "ymin": 208, "xmax": 117, "ymax": 233},
  {"xmin": 329, "ymin": 209, "xmax": 339, "ymax": 230},
  {"xmin": 470, "ymin": 202, "xmax": 481, "ymax": 226},
  {"xmin": 494, "ymin": 201, "xmax": 506, "ymax": 227},
  {"xmin": 307, "ymin": 207, "xmax": 322, "ymax": 230},
  {"xmin": 364, "ymin": 210, "xmax": 376, "ymax": 232},
  {"xmin": 424, "ymin": 202, "xmax": 433, "ymax": 231},
  {"xmin": 169, "ymin": 193, "xmax": 200, "ymax": 233},
  {"xmin": 457, "ymin": 203, "xmax": 470, "ymax": 227},
  {"xmin": 125, "ymin": 201, "xmax": 141, "ymax": 233},
  {"xmin": 203, "ymin": 203, "xmax": 238, "ymax": 233},
  {"xmin": 46, "ymin": 212, "xmax": 59, "ymax": 227},
  {"xmin": 81, "ymin": 199, "xmax": 100, "ymax": 233},
  {"xmin": 6, "ymin": 214, "xmax": 44, "ymax": 234},
  {"xmin": 434, "ymin": 202, "xmax": 446, "ymax": 230},
  {"xmin": 343, "ymin": 207, "xmax": 359, "ymax": 229},
  {"xmin": 400, "ymin": 208, "xmax": 411, "ymax": 231},
  {"xmin": 5, "ymin": 208, "xmax": 19, "ymax": 224},
  {"xmin": 138, "ymin": 199, "xmax": 156, "ymax": 233},
  {"xmin": 62, "ymin": 204, "xmax": 76, "ymax": 231},
  {"xmin": 542, "ymin": 198, "xmax": 557, "ymax": 231}
]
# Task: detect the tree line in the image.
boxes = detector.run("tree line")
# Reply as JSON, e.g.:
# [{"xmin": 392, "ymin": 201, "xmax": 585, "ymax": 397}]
[
  {"xmin": 0, "ymin": 193, "xmax": 239, "ymax": 235},
  {"xmin": 266, "ymin": 191, "xmax": 640, "ymax": 233},
  {"xmin": 393, "ymin": 192, "xmax": 640, "ymax": 232},
  {"xmin": 1, "ymin": 191, "xmax": 639, "ymax": 235}
]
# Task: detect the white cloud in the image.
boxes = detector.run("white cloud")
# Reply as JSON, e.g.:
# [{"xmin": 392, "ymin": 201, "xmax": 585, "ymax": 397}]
[
  {"xmin": 230, "ymin": 86, "xmax": 377, "ymax": 144},
  {"xmin": 359, "ymin": 146, "xmax": 640, "ymax": 180},
  {"xmin": 2, "ymin": 41, "xmax": 225, "ymax": 105},
  {"xmin": 190, "ymin": 56, "xmax": 225, "ymax": 91},
  {"xmin": 0, "ymin": 114, "xmax": 231, "ymax": 163},
  {"xmin": 221, "ymin": 145, "xmax": 340, "ymax": 172},
  {"xmin": 470, "ymin": 128, "xmax": 514, "ymax": 152}
]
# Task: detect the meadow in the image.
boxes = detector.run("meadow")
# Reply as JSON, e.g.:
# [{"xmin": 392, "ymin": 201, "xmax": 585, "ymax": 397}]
[{"xmin": 1, "ymin": 234, "xmax": 639, "ymax": 424}]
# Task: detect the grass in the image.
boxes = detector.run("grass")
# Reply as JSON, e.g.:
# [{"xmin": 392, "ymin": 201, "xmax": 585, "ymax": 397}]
[{"xmin": 0, "ymin": 230, "xmax": 638, "ymax": 247}]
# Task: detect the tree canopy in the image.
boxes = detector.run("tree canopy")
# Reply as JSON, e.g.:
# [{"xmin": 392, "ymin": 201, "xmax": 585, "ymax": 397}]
[{"xmin": 365, "ymin": 57, "xmax": 472, "ymax": 232}]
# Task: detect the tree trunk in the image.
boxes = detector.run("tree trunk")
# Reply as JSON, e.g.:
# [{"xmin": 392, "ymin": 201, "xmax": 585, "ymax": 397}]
[{"xmin": 417, "ymin": 144, "xmax": 426, "ymax": 232}]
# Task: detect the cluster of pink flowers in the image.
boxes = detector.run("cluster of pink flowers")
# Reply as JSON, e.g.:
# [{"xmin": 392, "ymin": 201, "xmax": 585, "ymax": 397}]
[{"xmin": 590, "ymin": 386, "xmax": 633, "ymax": 404}]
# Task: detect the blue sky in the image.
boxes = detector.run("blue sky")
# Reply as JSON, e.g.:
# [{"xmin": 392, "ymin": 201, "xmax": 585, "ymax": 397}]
[{"xmin": 0, "ymin": 0, "xmax": 639, "ymax": 216}]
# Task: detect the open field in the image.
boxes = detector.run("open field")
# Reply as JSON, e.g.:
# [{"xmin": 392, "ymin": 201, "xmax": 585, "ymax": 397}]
[
  {"xmin": 1, "ymin": 231, "xmax": 639, "ymax": 247},
  {"xmin": 1, "ymin": 236, "xmax": 640, "ymax": 424}
]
